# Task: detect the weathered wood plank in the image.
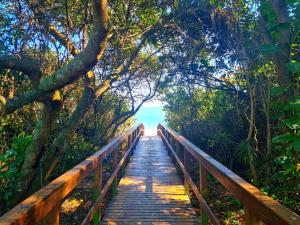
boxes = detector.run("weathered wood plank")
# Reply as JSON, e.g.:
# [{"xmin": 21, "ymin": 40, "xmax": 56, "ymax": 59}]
[{"xmin": 102, "ymin": 136, "xmax": 200, "ymax": 225}]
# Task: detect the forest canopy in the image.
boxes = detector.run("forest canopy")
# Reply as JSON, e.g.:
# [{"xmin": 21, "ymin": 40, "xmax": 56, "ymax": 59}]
[{"xmin": 0, "ymin": 0, "xmax": 299, "ymax": 221}]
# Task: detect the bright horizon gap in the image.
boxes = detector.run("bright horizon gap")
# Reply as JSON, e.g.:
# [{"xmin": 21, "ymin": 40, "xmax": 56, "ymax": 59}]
[{"xmin": 136, "ymin": 100, "xmax": 165, "ymax": 136}]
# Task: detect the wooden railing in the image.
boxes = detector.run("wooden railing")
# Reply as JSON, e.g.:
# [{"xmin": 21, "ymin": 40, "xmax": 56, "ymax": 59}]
[
  {"xmin": 0, "ymin": 124, "xmax": 144, "ymax": 225},
  {"xmin": 157, "ymin": 124, "xmax": 300, "ymax": 225}
]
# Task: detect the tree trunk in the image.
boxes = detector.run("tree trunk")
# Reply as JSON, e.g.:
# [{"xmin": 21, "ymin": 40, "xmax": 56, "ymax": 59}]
[{"xmin": 11, "ymin": 99, "xmax": 61, "ymax": 206}]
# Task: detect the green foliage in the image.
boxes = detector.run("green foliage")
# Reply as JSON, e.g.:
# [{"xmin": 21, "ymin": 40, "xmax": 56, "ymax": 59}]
[
  {"xmin": 162, "ymin": 87, "xmax": 249, "ymax": 171},
  {"xmin": 287, "ymin": 61, "xmax": 300, "ymax": 74},
  {"xmin": 265, "ymin": 94, "xmax": 300, "ymax": 211},
  {"xmin": 0, "ymin": 134, "xmax": 32, "ymax": 202},
  {"xmin": 161, "ymin": 70, "xmax": 299, "ymax": 213}
]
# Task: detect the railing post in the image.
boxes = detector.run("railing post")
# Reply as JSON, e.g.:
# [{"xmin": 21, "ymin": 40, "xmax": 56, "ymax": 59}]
[
  {"xmin": 157, "ymin": 124, "xmax": 161, "ymax": 136},
  {"xmin": 45, "ymin": 204, "xmax": 60, "ymax": 225},
  {"xmin": 128, "ymin": 133, "xmax": 132, "ymax": 147},
  {"xmin": 141, "ymin": 124, "xmax": 145, "ymax": 136},
  {"xmin": 128, "ymin": 133, "xmax": 133, "ymax": 156},
  {"xmin": 171, "ymin": 136, "xmax": 175, "ymax": 149},
  {"xmin": 200, "ymin": 163, "xmax": 208, "ymax": 225},
  {"xmin": 166, "ymin": 132, "xmax": 169, "ymax": 155},
  {"xmin": 245, "ymin": 207, "xmax": 260, "ymax": 225},
  {"xmin": 183, "ymin": 148, "xmax": 190, "ymax": 194},
  {"xmin": 121, "ymin": 141, "xmax": 127, "ymax": 176},
  {"xmin": 175, "ymin": 140, "xmax": 180, "ymax": 156},
  {"xmin": 112, "ymin": 148, "xmax": 118, "ymax": 196},
  {"xmin": 175, "ymin": 140, "xmax": 180, "ymax": 166},
  {"xmin": 170, "ymin": 135, "xmax": 176, "ymax": 162},
  {"xmin": 132, "ymin": 130, "xmax": 136, "ymax": 150},
  {"xmin": 93, "ymin": 159, "xmax": 103, "ymax": 225}
]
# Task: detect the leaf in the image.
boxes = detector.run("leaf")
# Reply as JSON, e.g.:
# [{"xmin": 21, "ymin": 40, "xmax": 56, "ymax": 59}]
[
  {"xmin": 274, "ymin": 156, "xmax": 288, "ymax": 165},
  {"xmin": 287, "ymin": 61, "xmax": 300, "ymax": 73},
  {"xmin": 293, "ymin": 137, "xmax": 300, "ymax": 152},
  {"xmin": 271, "ymin": 87, "xmax": 287, "ymax": 96},
  {"xmin": 289, "ymin": 96, "xmax": 300, "ymax": 105},
  {"xmin": 285, "ymin": 117, "xmax": 300, "ymax": 129},
  {"xmin": 283, "ymin": 166, "xmax": 295, "ymax": 177},
  {"xmin": 272, "ymin": 133, "xmax": 293, "ymax": 143},
  {"xmin": 288, "ymin": 0, "xmax": 299, "ymax": 5},
  {"xmin": 283, "ymin": 97, "xmax": 300, "ymax": 110},
  {"xmin": 260, "ymin": 44, "xmax": 278, "ymax": 55}
]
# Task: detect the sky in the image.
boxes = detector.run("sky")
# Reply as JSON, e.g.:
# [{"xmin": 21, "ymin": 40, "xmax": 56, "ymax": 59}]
[{"xmin": 136, "ymin": 100, "xmax": 166, "ymax": 136}]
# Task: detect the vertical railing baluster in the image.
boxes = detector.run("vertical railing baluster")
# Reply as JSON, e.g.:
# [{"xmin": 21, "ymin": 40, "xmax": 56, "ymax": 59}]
[
  {"xmin": 199, "ymin": 163, "xmax": 208, "ymax": 225},
  {"xmin": 171, "ymin": 135, "xmax": 176, "ymax": 162},
  {"xmin": 121, "ymin": 141, "xmax": 126, "ymax": 176},
  {"xmin": 128, "ymin": 133, "xmax": 132, "ymax": 147},
  {"xmin": 112, "ymin": 148, "xmax": 118, "ymax": 196},
  {"xmin": 133, "ymin": 130, "xmax": 136, "ymax": 150},
  {"xmin": 175, "ymin": 140, "xmax": 180, "ymax": 156},
  {"xmin": 169, "ymin": 135, "xmax": 173, "ymax": 159},
  {"xmin": 141, "ymin": 124, "xmax": 145, "ymax": 136},
  {"xmin": 166, "ymin": 132, "xmax": 170, "ymax": 155},
  {"xmin": 245, "ymin": 207, "xmax": 260, "ymax": 225},
  {"xmin": 175, "ymin": 140, "xmax": 180, "ymax": 171},
  {"xmin": 183, "ymin": 148, "xmax": 190, "ymax": 194},
  {"xmin": 93, "ymin": 158, "xmax": 103, "ymax": 225},
  {"xmin": 45, "ymin": 204, "xmax": 60, "ymax": 225}
]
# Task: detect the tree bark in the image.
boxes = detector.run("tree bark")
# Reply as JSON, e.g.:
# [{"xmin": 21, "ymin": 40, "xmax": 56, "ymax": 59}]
[
  {"xmin": 1, "ymin": 0, "xmax": 109, "ymax": 115},
  {"xmin": 11, "ymin": 99, "xmax": 61, "ymax": 206},
  {"xmin": 26, "ymin": 76, "xmax": 110, "ymax": 195},
  {"xmin": 261, "ymin": 0, "xmax": 294, "ymax": 100}
]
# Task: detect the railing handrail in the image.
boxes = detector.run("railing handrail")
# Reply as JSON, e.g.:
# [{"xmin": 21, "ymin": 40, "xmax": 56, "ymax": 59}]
[
  {"xmin": 158, "ymin": 123, "xmax": 300, "ymax": 225},
  {"xmin": 0, "ymin": 124, "xmax": 144, "ymax": 225}
]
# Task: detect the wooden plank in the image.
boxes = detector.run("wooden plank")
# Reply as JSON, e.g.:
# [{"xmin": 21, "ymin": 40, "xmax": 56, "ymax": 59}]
[
  {"xmin": 102, "ymin": 136, "xmax": 200, "ymax": 225},
  {"xmin": 159, "ymin": 124, "xmax": 300, "ymax": 225},
  {"xmin": 183, "ymin": 148, "xmax": 190, "ymax": 194},
  {"xmin": 200, "ymin": 163, "xmax": 208, "ymax": 225},
  {"xmin": 102, "ymin": 222, "xmax": 199, "ymax": 225},
  {"xmin": 44, "ymin": 204, "xmax": 60, "ymax": 225},
  {"xmin": 121, "ymin": 141, "xmax": 127, "ymax": 176},
  {"xmin": 112, "ymin": 149, "xmax": 118, "ymax": 196},
  {"xmin": 92, "ymin": 160, "xmax": 103, "ymax": 225},
  {"xmin": 245, "ymin": 207, "xmax": 260, "ymax": 225}
]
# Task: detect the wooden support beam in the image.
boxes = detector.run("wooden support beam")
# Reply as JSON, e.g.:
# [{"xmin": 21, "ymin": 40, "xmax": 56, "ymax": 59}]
[
  {"xmin": 245, "ymin": 207, "xmax": 260, "ymax": 225},
  {"xmin": 183, "ymin": 148, "xmax": 190, "ymax": 195},
  {"xmin": 200, "ymin": 163, "xmax": 208, "ymax": 225},
  {"xmin": 112, "ymin": 149, "xmax": 118, "ymax": 196},
  {"xmin": 92, "ymin": 160, "xmax": 103, "ymax": 225},
  {"xmin": 175, "ymin": 140, "xmax": 180, "ymax": 157},
  {"xmin": 45, "ymin": 203, "xmax": 60, "ymax": 225},
  {"xmin": 121, "ymin": 141, "xmax": 127, "ymax": 176}
]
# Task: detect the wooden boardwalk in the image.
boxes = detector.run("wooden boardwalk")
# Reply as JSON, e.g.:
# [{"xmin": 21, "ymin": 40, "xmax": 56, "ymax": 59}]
[
  {"xmin": 1, "ymin": 124, "xmax": 299, "ymax": 225},
  {"xmin": 102, "ymin": 135, "xmax": 200, "ymax": 225}
]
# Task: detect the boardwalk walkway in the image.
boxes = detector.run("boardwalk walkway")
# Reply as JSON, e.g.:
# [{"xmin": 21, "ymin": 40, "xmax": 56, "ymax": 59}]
[
  {"xmin": 102, "ymin": 135, "xmax": 200, "ymax": 225},
  {"xmin": 1, "ymin": 124, "xmax": 298, "ymax": 225}
]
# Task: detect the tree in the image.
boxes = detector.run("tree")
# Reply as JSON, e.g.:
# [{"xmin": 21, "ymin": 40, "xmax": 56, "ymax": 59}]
[{"xmin": 0, "ymin": 0, "xmax": 168, "ymax": 212}]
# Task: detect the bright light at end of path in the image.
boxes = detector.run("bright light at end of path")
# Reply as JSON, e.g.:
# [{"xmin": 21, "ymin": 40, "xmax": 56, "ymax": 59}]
[
  {"xmin": 136, "ymin": 100, "xmax": 165, "ymax": 136},
  {"xmin": 143, "ymin": 127, "xmax": 158, "ymax": 136}
]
